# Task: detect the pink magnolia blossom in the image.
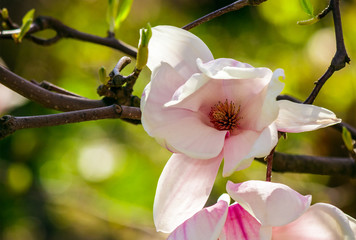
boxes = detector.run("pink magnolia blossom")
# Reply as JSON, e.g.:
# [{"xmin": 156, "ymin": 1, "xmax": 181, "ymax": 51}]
[
  {"xmin": 141, "ymin": 25, "xmax": 341, "ymax": 232},
  {"xmin": 168, "ymin": 181, "xmax": 356, "ymax": 240}
]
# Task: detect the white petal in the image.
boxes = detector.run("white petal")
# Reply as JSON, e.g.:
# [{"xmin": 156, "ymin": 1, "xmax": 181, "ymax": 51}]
[
  {"xmin": 223, "ymin": 124, "xmax": 278, "ymax": 177},
  {"xmin": 223, "ymin": 130, "xmax": 260, "ymax": 177},
  {"xmin": 148, "ymin": 26, "xmax": 214, "ymax": 79},
  {"xmin": 272, "ymin": 203, "xmax": 356, "ymax": 240},
  {"xmin": 275, "ymin": 100, "xmax": 341, "ymax": 133},
  {"xmin": 154, "ymin": 153, "xmax": 222, "ymax": 233},
  {"xmin": 168, "ymin": 200, "xmax": 229, "ymax": 240},
  {"xmin": 226, "ymin": 180, "xmax": 311, "ymax": 227}
]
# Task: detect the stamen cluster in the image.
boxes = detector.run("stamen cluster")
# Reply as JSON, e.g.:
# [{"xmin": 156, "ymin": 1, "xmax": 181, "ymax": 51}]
[{"xmin": 209, "ymin": 99, "xmax": 241, "ymax": 132}]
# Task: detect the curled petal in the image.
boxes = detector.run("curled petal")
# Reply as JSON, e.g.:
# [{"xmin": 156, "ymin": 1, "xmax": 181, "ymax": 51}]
[
  {"xmin": 154, "ymin": 153, "xmax": 222, "ymax": 233},
  {"xmin": 272, "ymin": 203, "xmax": 356, "ymax": 240},
  {"xmin": 142, "ymin": 62, "xmax": 226, "ymax": 159},
  {"xmin": 223, "ymin": 124, "xmax": 278, "ymax": 177},
  {"xmin": 141, "ymin": 62, "xmax": 187, "ymax": 136},
  {"xmin": 275, "ymin": 100, "xmax": 341, "ymax": 133},
  {"xmin": 147, "ymin": 26, "xmax": 214, "ymax": 79},
  {"xmin": 167, "ymin": 58, "xmax": 275, "ymax": 114},
  {"xmin": 223, "ymin": 130, "xmax": 260, "ymax": 177},
  {"xmin": 219, "ymin": 203, "xmax": 261, "ymax": 240},
  {"xmin": 168, "ymin": 199, "xmax": 229, "ymax": 240},
  {"xmin": 251, "ymin": 69, "xmax": 285, "ymax": 131},
  {"xmin": 226, "ymin": 180, "xmax": 311, "ymax": 227}
]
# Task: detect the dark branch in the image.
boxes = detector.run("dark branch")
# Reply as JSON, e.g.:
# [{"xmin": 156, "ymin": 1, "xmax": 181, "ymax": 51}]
[
  {"xmin": 182, "ymin": 0, "xmax": 267, "ymax": 30},
  {"xmin": 30, "ymin": 80, "xmax": 84, "ymax": 98},
  {"xmin": 304, "ymin": 0, "xmax": 350, "ymax": 104},
  {"xmin": 0, "ymin": 104, "xmax": 141, "ymax": 139},
  {"xmin": 256, "ymin": 152, "xmax": 356, "ymax": 178},
  {"xmin": 0, "ymin": 65, "xmax": 106, "ymax": 111},
  {"xmin": 1, "ymin": 16, "xmax": 137, "ymax": 58}
]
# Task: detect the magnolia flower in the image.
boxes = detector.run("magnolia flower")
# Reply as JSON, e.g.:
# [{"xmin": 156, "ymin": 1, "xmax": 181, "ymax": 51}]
[
  {"xmin": 168, "ymin": 180, "xmax": 356, "ymax": 240},
  {"xmin": 141, "ymin": 25, "xmax": 341, "ymax": 232}
]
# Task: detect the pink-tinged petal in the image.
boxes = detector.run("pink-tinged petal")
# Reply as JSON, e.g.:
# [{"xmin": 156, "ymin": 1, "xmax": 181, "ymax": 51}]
[
  {"xmin": 219, "ymin": 203, "xmax": 261, "ymax": 240},
  {"xmin": 154, "ymin": 153, "xmax": 222, "ymax": 233},
  {"xmin": 243, "ymin": 124, "xmax": 278, "ymax": 159},
  {"xmin": 272, "ymin": 203, "xmax": 356, "ymax": 240},
  {"xmin": 240, "ymin": 69, "xmax": 284, "ymax": 131},
  {"xmin": 223, "ymin": 124, "xmax": 278, "ymax": 176},
  {"xmin": 348, "ymin": 215, "xmax": 356, "ymax": 237},
  {"xmin": 226, "ymin": 180, "xmax": 312, "ymax": 227},
  {"xmin": 252, "ymin": 69, "xmax": 285, "ymax": 130},
  {"xmin": 168, "ymin": 199, "xmax": 229, "ymax": 240},
  {"xmin": 142, "ymin": 62, "xmax": 226, "ymax": 159},
  {"xmin": 147, "ymin": 26, "xmax": 214, "ymax": 79},
  {"xmin": 198, "ymin": 58, "xmax": 269, "ymax": 81},
  {"xmin": 141, "ymin": 62, "xmax": 189, "ymax": 136},
  {"xmin": 223, "ymin": 130, "xmax": 260, "ymax": 177},
  {"xmin": 166, "ymin": 59, "xmax": 275, "ymax": 115},
  {"xmin": 152, "ymin": 115, "xmax": 227, "ymax": 159},
  {"xmin": 275, "ymin": 100, "xmax": 341, "ymax": 133}
]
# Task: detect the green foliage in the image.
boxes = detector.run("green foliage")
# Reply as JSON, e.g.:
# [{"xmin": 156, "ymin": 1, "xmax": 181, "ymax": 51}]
[
  {"xmin": 299, "ymin": 0, "xmax": 314, "ymax": 16},
  {"xmin": 98, "ymin": 66, "xmax": 110, "ymax": 84},
  {"xmin": 106, "ymin": 0, "xmax": 133, "ymax": 32},
  {"xmin": 1, "ymin": 8, "xmax": 9, "ymax": 19},
  {"xmin": 15, "ymin": 8, "xmax": 35, "ymax": 43},
  {"xmin": 342, "ymin": 127, "xmax": 354, "ymax": 152},
  {"xmin": 115, "ymin": 0, "xmax": 133, "ymax": 30},
  {"xmin": 136, "ymin": 23, "xmax": 152, "ymax": 70}
]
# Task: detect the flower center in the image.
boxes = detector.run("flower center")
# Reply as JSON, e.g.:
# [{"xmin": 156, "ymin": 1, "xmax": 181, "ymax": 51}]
[{"xmin": 209, "ymin": 99, "xmax": 242, "ymax": 132}]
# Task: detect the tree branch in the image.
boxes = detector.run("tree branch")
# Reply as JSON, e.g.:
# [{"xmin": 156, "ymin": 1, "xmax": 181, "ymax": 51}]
[
  {"xmin": 0, "ymin": 15, "xmax": 137, "ymax": 58},
  {"xmin": 0, "ymin": 104, "xmax": 141, "ymax": 139},
  {"xmin": 256, "ymin": 152, "xmax": 356, "ymax": 178},
  {"xmin": 182, "ymin": 0, "xmax": 267, "ymax": 30},
  {"xmin": 0, "ymin": 65, "xmax": 107, "ymax": 111},
  {"xmin": 304, "ymin": 0, "xmax": 350, "ymax": 104}
]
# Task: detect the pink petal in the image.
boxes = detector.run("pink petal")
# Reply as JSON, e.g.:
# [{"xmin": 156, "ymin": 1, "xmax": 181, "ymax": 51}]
[
  {"xmin": 226, "ymin": 180, "xmax": 311, "ymax": 227},
  {"xmin": 223, "ymin": 130, "xmax": 260, "ymax": 177},
  {"xmin": 223, "ymin": 124, "xmax": 278, "ymax": 176},
  {"xmin": 141, "ymin": 62, "xmax": 188, "ymax": 136},
  {"xmin": 142, "ymin": 62, "xmax": 226, "ymax": 159},
  {"xmin": 275, "ymin": 100, "xmax": 341, "ymax": 133},
  {"xmin": 147, "ymin": 26, "xmax": 214, "ymax": 79},
  {"xmin": 198, "ymin": 58, "xmax": 269, "ymax": 81},
  {"xmin": 152, "ymin": 115, "xmax": 227, "ymax": 159},
  {"xmin": 219, "ymin": 203, "xmax": 261, "ymax": 240},
  {"xmin": 154, "ymin": 153, "xmax": 222, "ymax": 233},
  {"xmin": 348, "ymin": 215, "xmax": 356, "ymax": 237},
  {"xmin": 240, "ymin": 69, "xmax": 284, "ymax": 131},
  {"xmin": 165, "ymin": 58, "xmax": 275, "ymax": 116},
  {"xmin": 168, "ymin": 199, "xmax": 229, "ymax": 240},
  {"xmin": 272, "ymin": 203, "xmax": 356, "ymax": 240}
]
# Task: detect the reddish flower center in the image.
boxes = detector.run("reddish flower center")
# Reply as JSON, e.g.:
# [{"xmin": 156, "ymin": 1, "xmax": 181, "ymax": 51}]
[{"xmin": 209, "ymin": 100, "xmax": 242, "ymax": 132}]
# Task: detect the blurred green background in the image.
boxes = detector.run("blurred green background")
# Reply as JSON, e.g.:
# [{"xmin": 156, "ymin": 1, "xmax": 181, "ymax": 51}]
[{"xmin": 1, "ymin": 0, "xmax": 356, "ymax": 239}]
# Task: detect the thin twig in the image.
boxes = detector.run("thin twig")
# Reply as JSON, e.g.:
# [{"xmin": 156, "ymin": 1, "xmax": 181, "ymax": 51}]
[
  {"xmin": 0, "ymin": 104, "xmax": 141, "ymax": 139},
  {"xmin": 182, "ymin": 0, "xmax": 267, "ymax": 30},
  {"xmin": 304, "ymin": 0, "xmax": 350, "ymax": 104},
  {"xmin": 0, "ymin": 15, "xmax": 137, "ymax": 58},
  {"xmin": 30, "ymin": 80, "xmax": 84, "ymax": 98},
  {"xmin": 256, "ymin": 152, "xmax": 356, "ymax": 178},
  {"xmin": 265, "ymin": 146, "xmax": 276, "ymax": 181}
]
